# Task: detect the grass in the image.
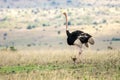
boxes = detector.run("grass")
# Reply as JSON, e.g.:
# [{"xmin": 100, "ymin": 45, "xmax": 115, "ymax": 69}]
[
  {"xmin": 0, "ymin": 49, "xmax": 120, "ymax": 80},
  {"xmin": 0, "ymin": 62, "xmax": 95, "ymax": 74}
]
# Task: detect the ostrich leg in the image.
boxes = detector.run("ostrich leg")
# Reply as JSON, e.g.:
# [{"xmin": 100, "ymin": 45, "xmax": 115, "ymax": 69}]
[
  {"xmin": 78, "ymin": 47, "xmax": 82, "ymax": 55},
  {"xmin": 73, "ymin": 43, "xmax": 82, "ymax": 55}
]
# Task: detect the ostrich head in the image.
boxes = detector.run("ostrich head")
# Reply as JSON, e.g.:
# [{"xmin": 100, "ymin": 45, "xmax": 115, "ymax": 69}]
[{"xmin": 63, "ymin": 12, "xmax": 67, "ymax": 16}]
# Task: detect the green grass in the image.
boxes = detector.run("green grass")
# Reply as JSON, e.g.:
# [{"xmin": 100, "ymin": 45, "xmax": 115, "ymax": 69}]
[
  {"xmin": 0, "ymin": 61, "xmax": 119, "ymax": 74},
  {"xmin": 0, "ymin": 50, "xmax": 120, "ymax": 80},
  {"xmin": 0, "ymin": 63, "xmax": 84, "ymax": 74},
  {"xmin": 0, "ymin": 62, "xmax": 119, "ymax": 80}
]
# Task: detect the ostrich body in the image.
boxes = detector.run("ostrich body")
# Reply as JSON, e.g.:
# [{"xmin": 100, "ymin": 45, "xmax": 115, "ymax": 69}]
[{"xmin": 63, "ymin": 12, "xmax": 94, "ymax": 55}]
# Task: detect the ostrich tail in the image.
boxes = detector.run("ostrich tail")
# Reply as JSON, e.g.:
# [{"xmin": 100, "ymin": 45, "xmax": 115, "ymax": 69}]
[{"xmin": 88, "ymin": 37, "xmax": 95, "ymax": 45}]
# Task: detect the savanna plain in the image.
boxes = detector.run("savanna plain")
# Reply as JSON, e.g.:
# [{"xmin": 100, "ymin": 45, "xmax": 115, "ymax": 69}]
[{"xmin": 0, "ymin": 4, "xmax": 120, "ymax": 80}]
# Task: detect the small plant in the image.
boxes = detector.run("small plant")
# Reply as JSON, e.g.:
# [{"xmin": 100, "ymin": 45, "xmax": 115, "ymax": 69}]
[
  {"xmin": 42, "ymin": 23, "xmax": 46, "ymax": 27},
  {"xmin": 27, "ymin": 25, "xmax": 36, "ymax": 30},
  {"xmin": 107, "ymin": 46, "xmax": 113, "ymax": 50},
  {"xmin": 59, "ymin": 42, "xmax": 63, "ymax": 45},
  {"xmin": 27, "ymin": 25, "xmax": 32, "ymax": 29},
  {"xmin": 93, "ymin": 21, "xmax": 98, "ymax": 25},
  {"xmin": 3, "ymin": 33, "xmax": 7, "ymax": 37},
  {"xmin": 42, "ymin": 23, "xmax": 49, "ymax": 27},
  {"xmin": 102, "ymin": 19, "xmax": 107, "ymax": 23},
  {"xmin": 57, "ymin": 31, "xmax": 61, "ymax": 35},
  {"xmin": 68, "ymin": 21, "xmax": 71, "ymax": 25},
  {"xmin": 9, "ymin": 46, "xmax": 17, "ymax": 51},
  {"xmin": 27, "ymin": 44, "xmax": 31, "ymax": 47}
]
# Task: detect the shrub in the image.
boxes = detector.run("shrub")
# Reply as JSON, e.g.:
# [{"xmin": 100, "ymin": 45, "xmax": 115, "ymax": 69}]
[
  {"xmin": 93, "ymin": 21, "xmax": 98, "ymax": 25},
  {"xmin": 27, "ymin": 25, "xmax": 36, "ymax": 30},
  {"xmin": 27, "ymin": 44, "xmax": 31, "ymax": 47},
  {"xmin": 9, "ymin": 46, "xmax": 17, "ymax": 51},
  {"xmin": 68, "ymin": 21, "xmax": 71, "ymax": 25},
  {"xmin": 102, "ymin": 19, "xmax": 107, "ymax": 23},
  {"xmin": 42, "ymin": 23, "xmax": 50, "ymax": 27},
  {"xmin": 3, "ymin": 33, "xmax": 7, "ymax": 36},
  {"xmin": 64, "ymin": 21, "xmax": 71, "ymax": 26},
  {"xmin": 57, "ymin": 31, "xmax": 61, "ymax": 35},
  {"xmin": 27, "ymin": 25, "xmax": 32, "ymax": 29}
]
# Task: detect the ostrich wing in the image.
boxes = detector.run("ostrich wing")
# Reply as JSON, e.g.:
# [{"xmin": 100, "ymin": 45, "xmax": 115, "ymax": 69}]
[{"xmin": 77, "ymin": 33, "xmax": 94, "ymax": 45}]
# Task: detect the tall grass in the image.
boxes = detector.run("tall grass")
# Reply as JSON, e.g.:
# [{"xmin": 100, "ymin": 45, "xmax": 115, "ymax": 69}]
[
  {"xmin": 0, "ymin": 49, "xmax": 120, "ymax": 80},
  {"xmin": 0, "ymin": 49, "xmax": 74, "ymax": 66}
]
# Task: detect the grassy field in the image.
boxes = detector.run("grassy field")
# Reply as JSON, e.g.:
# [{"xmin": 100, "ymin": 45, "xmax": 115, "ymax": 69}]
[
  {"xmin": 0, "ymin": 1, "xmax": 120, "ymax": 79},
  {"xmin": 0, "ymin": 49, "xmax": 120, "ymax": 80}
]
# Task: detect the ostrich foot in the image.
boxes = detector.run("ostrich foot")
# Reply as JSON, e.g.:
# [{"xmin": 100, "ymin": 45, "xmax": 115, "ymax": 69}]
[{"xmin": 71, "ymin": 56, "xmax": 77, "ymax": 64}]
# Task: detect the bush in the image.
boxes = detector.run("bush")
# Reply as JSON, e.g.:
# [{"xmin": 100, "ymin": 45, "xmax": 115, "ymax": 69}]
[
  {"xmin": 57, "ymin": 31, "xmax": 61, "ymax": 35},
  {"xmin": 27, "ymin": 25, "xmax": 32, "ymax": 29},
  {"xmin": 68, "ymin": 21, "xmax": 71, "ymax": 25},
  {"xmin": 64, "ymin": 21, "xmax": 71, "ymax": 26},
  {"xmin": 9, "ymin": 46, "xmax": 17, "ymax": 51},
  {"xmin": 27, "ymin": 44, "xmax": 31, "ymax": 47},
  {"xmin": 42, "ymin": 23, "xmax": 47, "ymax": 27},
  {"xmin": 27, "ymin": 25, "xmax": 36, "ymax": 30},
  {"xmin": 42, "ymin": 23, "xmax": 50, "ymax": 27},
  {"xmin": 102, "ymin": 19, "xmax": 107, "ymax": 23},
  {"xmin": 93, "ymin": 21, "xmax": 98, "ymax": 25}
]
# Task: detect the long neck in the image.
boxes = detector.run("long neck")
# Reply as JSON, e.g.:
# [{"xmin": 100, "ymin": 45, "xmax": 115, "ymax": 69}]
[
  {"xmin": 64, "ymin": 13, "xmax": 70, "ymax": 36},
  {"xmin": 64, "ymin": 14, "xmax": 68, "ymax": 31}
]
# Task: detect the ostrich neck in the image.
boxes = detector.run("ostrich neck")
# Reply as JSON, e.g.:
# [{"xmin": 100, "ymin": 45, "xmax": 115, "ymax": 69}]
[{"xmin": 64, "ymin": 14, "xmax": 68, "ymax": 30}]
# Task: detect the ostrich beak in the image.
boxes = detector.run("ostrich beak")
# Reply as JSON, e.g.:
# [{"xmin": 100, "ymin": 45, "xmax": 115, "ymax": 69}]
[{"xmin": 63, "ymin": 12, "xmax": 66, "ymax": 15}]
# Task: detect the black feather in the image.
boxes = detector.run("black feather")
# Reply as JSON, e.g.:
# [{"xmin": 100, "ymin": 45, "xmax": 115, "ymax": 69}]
[
  {"xmin": 66, "ymin": 30, "xmax": 92, "ymax": 45},
  {"xmin": 79, "ymin": 33, "xmax": 92, "ymax": 43}
]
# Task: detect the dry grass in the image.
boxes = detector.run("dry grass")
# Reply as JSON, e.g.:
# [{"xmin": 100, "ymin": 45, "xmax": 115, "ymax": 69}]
[{"xmin": 0, "ymin": 49, "xmax": 120, "ymax": 80}]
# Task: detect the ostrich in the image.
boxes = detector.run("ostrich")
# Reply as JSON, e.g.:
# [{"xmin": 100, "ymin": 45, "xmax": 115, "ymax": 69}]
[{"xmin": 63, "ymin": 12, "xmax": 94, "ymax": 57}]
